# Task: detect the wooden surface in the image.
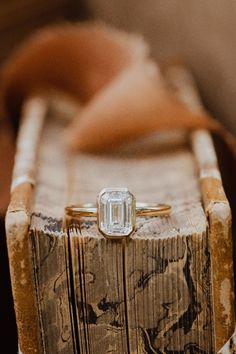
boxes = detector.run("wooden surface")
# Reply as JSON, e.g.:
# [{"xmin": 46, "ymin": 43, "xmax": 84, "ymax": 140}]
[
  {"xmin": 6, "ymin": 68, "xmax": 235, "ymax": 353},
  {"xmin": 6, "ymin": 97, "xmax": 47, "ymax": 354},
  {"xmin": 192, "ymin": 130, "xmax": 235, "ymax": 350},
  {"xmin": 218, "ymin": 329, "xmax": 236, "ymax": 353},
  {"xmin": 30, "ymin": 119, "xmax": 214, "ymax": 353},
  {"xmin": 168, "ymin": 67, "xmax": 235, "ymax": 350}
]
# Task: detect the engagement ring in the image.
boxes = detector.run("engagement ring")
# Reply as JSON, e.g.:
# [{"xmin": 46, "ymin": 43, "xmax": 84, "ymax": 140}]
[{"xmin": 65, "ymin": 188, "xmax": 171, "ymax": 239}]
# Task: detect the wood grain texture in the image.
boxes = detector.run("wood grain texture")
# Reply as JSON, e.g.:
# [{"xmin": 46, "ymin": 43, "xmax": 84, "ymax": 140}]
[
  {"xmin": 30, "ymin": 119, "xmax": 76, "ymax": 353},
  {"xmin": 64, "ymin": 128, "xmax": 213, "ymax": 353},
  {"xmin": 167, "ymin": 67, "xmax": 235, "ymax": 350},
  {"xmin": 218, "ymin": 329, "xmax": 236, "ymax": 353},
  {"xmin": 5, "ymin": 97, "xmax": 47, "ymax": 354},
  {"xmin": 27, "ymin": 114, "xmax": 215, "ymax": 352},
  {"xmin": 6, "ymin": 67, "xmax": 234, "ymax": 353},
  {"xmin": 30, "ymin": 224, "xmax": 75, "ymax": 354},
  {"xmin": 6, "ymin": 193, "xmax": 39, "ymax": 354},
  {"xmin": 192, "ymin": 130, "xmax": 235, "ymax": 351}
]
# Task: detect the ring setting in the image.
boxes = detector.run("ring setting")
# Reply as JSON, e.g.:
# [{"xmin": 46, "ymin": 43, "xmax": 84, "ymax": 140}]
[
  {"xmin": 98, "ymin": 188, "xmax": 136, "ymax": 238},
  {"xmin": 65, "ymin": 187, "xmax": 171, "ymax": 239}
]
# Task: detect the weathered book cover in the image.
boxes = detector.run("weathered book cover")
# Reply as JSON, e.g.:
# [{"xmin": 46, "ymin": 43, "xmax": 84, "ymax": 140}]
[{"xmin": 6, "ymin": 68, "xmax": 235, "ymax": 353}]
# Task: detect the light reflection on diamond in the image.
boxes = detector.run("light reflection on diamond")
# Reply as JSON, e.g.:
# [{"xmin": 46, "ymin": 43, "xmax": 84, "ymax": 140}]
[{"xmin": 97, "ymin": 188, "xmax": 135, "ymax": 238}]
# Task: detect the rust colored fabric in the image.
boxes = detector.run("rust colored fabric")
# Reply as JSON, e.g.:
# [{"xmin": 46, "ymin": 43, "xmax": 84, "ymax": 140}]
[{"xmin": 0, "ymin": 22, "xmax": 216, "ymax": 152}]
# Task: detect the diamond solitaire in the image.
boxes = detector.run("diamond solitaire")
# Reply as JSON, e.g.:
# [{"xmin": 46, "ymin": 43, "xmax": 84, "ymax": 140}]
[
  {"xmin": 97, "ymin": 188, "xmax": 136, "ymax": 238},
  {"xmin": 65, "ymin": 191, "xmax": 171, "ymax": 239}
]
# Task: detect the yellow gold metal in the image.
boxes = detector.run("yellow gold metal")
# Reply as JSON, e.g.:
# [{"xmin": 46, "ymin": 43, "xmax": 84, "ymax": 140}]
[
  {"xmin": 65, "ymin": 204, "xmax": 97, "ymax": 217},
  {"xmin": 65, "ymin": 202, "xmax": 171, "ymax": 217},
  {"xmin": 136, "ymin": 203, "xmax": 171, "ymax": 216}
]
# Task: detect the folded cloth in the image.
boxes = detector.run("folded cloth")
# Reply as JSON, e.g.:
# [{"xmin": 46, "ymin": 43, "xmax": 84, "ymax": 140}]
[{"xmin": 0, "ymin": 22, "xmax": 216, "ymax": 152}]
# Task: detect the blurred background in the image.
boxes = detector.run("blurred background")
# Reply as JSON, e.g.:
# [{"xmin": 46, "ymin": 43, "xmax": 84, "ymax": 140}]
[
  {"xmin": 1, "ymin": 1, "xmax": 236, "ymax": 352},
  {"xmin": 2, "ymin": 0, "xmax": 236, "ymax": 133}
]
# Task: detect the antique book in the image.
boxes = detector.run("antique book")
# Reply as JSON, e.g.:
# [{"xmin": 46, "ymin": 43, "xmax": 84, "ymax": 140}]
[{"xmin": 6, "ymin": 68, "xmax": 235, "ymax": 354}]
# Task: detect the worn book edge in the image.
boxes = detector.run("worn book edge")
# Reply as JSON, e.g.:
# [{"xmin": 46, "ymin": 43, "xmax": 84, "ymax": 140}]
[
  {"xmin": 5, "ymin": 67, "xmax": 235, "ymax": 353},
  {"xmin": 167, "ymin": 66, "xmax": 235, "ymax": 350},
  {"xmin": 6, "ymin": 97, "xmax": 47, "ymax": 354}
]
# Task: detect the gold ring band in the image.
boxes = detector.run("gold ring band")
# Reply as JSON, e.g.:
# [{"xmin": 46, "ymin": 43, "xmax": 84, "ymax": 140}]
[
  {"xmin": 65, "ymin": 202, "xmax": 171, "ymax": 218},
  {"xmin": 65, "ymin": 188, "xmax": 171, "ymax": 239}
]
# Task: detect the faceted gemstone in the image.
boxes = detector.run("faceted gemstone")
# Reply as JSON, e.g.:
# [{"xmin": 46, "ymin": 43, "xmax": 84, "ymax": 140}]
[{"xmin": 97, "ymin": 188, "xmax": 136, "ymax": 238}]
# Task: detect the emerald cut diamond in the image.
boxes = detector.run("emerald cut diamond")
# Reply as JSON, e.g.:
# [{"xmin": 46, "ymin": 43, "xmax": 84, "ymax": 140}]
[{"xmin": 97, "ymin": 188, "xmax": 136, "ymax": 238}]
